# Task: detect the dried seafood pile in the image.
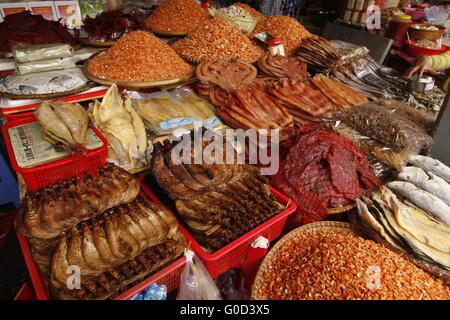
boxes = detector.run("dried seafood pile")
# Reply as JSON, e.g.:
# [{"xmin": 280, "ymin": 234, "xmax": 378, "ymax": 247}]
[
  {"xmin": 218, "ymin": 82, "xmax": 295, "ymax": 139},
  {"xmin": 34, "ymin": 100, "xmax": 88, "ymax": 147},
  {"xmin": 257, "ymin": 54, "xmax": 308, "ymax": 80},
  {"xmin": 268, "ymin": 75, "xmax": 368, "ymax": 125},
  {"xmin": 82, "ymin": 11, "xmax": 149, "ymax": 41},
  {"xmin": 145, "ymin": 0, "xmax": 209, "ymax": 34},
  {"xmin": 196, "ymin": 59, "xmax": 294, "ymax": 139},
  {"xmin": 89, "ymin": 84, "xmax": 147, "ymax": 171},
  {"xmin": 87, "ymin": 31, "xmax": 194, "ymax": 82},
  {"xmin": 271, "ymin": 126, "xmax": 380, "ymax": 227},
  {"xmin": 0, "ymin": 12, "xmax": 77, "ymax": 53},
  {"xmin": 357, "ymin": 155, "xmax": 450, "ymax": 279},
  {"xmin": 296, "ymin": 36, "xmax": 342, "ymax": 72},
  {"xmin": 150, "ymin": 136, "xmax": 281, "ymax": 251},
  {"xmin": 17, "ymin": 164, "xmax": 140, "ymax": 239},
  {"xmin": 172, "ymin": 18, "xmax": 263, "ymax": 63},
  {"xmin": 255, "ymin": 229, "xmax": 450, "ymax": 300},
  {"xmin": 16, "ymin": 164, "xmax": 185, "ymax": 299},
  {"xmin": 250, "ymin": 15, "xmax": 312, "ymax": 55}
]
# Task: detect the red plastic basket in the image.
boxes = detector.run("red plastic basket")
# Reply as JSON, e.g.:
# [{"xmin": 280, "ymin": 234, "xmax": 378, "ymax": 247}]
[
  {"xmin": 405, "ymin": 41, "xmax": 450, "ymax": 58},
  {"xmin": 140, "ymin": 182, "xmax": 297, "ymax": 279},
  {"xmin": 15, "ymin": 192, "xmax": 186, "ymax": 300},
  {"xmin": 2, "ymin": 116, "xmax": 108, "ymax": 191}
]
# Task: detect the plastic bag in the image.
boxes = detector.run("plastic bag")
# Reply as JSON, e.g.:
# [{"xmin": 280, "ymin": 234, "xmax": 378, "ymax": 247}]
[
  {"xmin": 0, "ymin": 67, "xmax": 88, "ymax": 95},
  {"xmin": 216, "ymin": 269, "xmax": 247, "ymax": 300},
  {"xmin": 328, "ymin": 120, "xmax": 410, "ymax": 170},
  {"xmin": 376, "ymin": 99, "xmax": 436, "ymax": 134},
  {"xmin": 130, "ymin": 284, "xmax": 167, "ymax": 300},
  {"xmin": 12, "ymin": 44, "xmax": 74, "ymax": 63},
  {"xmin": 178, "ymin": 249, "xmax": 222, "ymax": 300},
  {"xmin": 16, "ymin": 57, "xmax": 76, "ymax": 75},
  {"xmin": 330, "ymin": 103, "xmax": 433, "ymax": 154},
  {"xmin": 215, "ymin": 5, "xmax": 257, "ymax": 34}
]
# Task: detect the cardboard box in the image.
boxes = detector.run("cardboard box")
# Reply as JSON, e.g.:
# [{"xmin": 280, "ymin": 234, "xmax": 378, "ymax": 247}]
[
  {"xmin": 27, "ymin": 1, "xmax": 58, "ymax": 21},
  {"xmin": 0, "ymin": 2, "xmax": 29, "ymax": 18},
  {"xmin": 54, "ymin": 0, "xmax": 82, "ymax": 28}
]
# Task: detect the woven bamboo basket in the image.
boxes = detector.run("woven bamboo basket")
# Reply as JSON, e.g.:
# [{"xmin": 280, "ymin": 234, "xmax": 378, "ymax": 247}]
[{"xmin": 251, "ymin": 221, "xmax": 362, "ymax": 300}]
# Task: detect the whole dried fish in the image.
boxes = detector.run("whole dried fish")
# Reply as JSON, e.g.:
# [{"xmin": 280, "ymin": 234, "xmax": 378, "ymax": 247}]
[
  {"xmin": 398, "ymin": 166, "xmax": 450, "ymax": 207},
  {"xmin": 387, "ymin": 181, "xmax": 450, "ymax": 226},
  {"xmin": 407, "ymin": 155, "xmax": 450, "ymax": 183}
]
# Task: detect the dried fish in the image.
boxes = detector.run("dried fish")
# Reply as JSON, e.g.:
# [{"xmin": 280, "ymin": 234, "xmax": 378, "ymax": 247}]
[{"xmin": 386, "ymin": 181, "xmax": 450, "ymax": 226}]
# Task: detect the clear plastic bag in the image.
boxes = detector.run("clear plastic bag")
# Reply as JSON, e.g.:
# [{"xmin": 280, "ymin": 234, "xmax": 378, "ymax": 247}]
[
  {"xmin": 215, "ymin": 5, "xmax": 257, "ymax": 34},
  {"xmin": 12, "ymin": 44, "xmax": 74, "ymax": 63},
  {"xmin": 330, "ymin": 103, "xmax": 433, "ymax": 154},
  {"xmin": 328, "ymin": 120, "xmax": 410, "ymax": 170},
  {"xmin": 177, "ymin": 249, "xmax": 222, "ymax": 300},
  {"xmin": 15, "ymin": 57, "xmax": 76, "ymax": 75},
  {"xmin": 376, "ymin": 99, "xmax": 436, "ymax": 134}
]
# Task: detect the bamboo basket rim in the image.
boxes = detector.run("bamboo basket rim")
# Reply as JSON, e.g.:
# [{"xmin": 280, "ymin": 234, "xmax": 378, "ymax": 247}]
[
  {"xmin": 0, "ymin": 82, "xmax": 96, "ymax": 100},
  {"xmin": 327, "ymin": 202, "xmax": 356, "ymax": 214},
  {"xmin": 251, "ymin": 221, "xmax": 362, "ymax": 300},
  {"xmin": 77, "ymin": 37, "xmax": 117, "ymax": 47}
]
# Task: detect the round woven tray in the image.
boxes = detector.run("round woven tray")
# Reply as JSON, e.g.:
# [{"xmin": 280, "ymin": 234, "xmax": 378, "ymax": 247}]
[
  {"xmin": 78, "ymin": 37, "xmax": 117, "ymax": 47},
  {"xmin": 83, "ymin": 51, "xmax": 195, "ymax": 89},
  {"xmin": 251, "ymin": 221, "xmax": 362, "ymax": 300},
  {"xmin": 151, "ymin": 28, "xmax": 189, "ymax": 37},
  {"xmin": 0, "ymin": 82, "xmax": 96, "ymax": 100},
  {"xmin": 327, "ymin": 203, "xmax": 356, "ymax": 215}
]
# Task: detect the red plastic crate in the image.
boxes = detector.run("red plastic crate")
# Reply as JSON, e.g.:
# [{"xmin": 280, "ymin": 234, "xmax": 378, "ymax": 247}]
[
  {"xmin": 2, "ymin": 116, "xmax": 108, "ymax": 191},
  {"xmin": 15, "ymin": 192, "xmax": 186, "ymax": 300},
  {"xmin": 140, "ymin": 182, "xmax": 297, "ymax": 279}
]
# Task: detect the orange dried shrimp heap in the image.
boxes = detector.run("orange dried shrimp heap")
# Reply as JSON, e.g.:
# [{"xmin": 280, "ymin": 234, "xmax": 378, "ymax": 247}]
[
  {"xmin": 145, "ymin": 0, "xmax": 210, "ymax": 33},
  {"xmin": 256, "ymin": 230, "xmax": 450, "ymax": 300},
  {"xmin": 87, "ymin": 31, "xmax": 194, "ymax": 82},
  {"xmin": 234, "ymin": 3, "xmax": 265, "ymax": 22},
  {"xmin": 250, "ymin": 15, "xmax": 312, "ymax": 55},
  {"xmin": 171, "ymin": 17, "xmax": 264, "ymax": 63}
]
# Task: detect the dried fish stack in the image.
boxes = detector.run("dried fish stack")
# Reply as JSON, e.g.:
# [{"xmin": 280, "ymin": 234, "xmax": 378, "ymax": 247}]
[
  {"xmin": 296, "ymin": 36, "xmax": 342, "ymax": 72},
  {"xmin": 88, "ymin": 84, "xmax": 148, "ymax": 171},
  {"xmin": 16, "ymin": 163, "xmax": 186, "ymax": 299},
  {"xmin": 150, "ymin": 136, "xmax": 281, "ymax": 251}
]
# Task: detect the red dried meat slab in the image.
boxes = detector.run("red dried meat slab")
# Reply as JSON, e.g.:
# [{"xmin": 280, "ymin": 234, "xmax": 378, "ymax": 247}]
[{"xmin": 328, "ymin": 146, "xmax": 361, "ymax": 200}]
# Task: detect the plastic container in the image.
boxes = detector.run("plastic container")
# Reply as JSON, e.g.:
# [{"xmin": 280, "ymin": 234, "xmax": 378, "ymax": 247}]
[
  {"xmin": 2, "ymin": 116, "xmax": 108, "ymax": 191},
  {"xmin": 405, "ymin": 40, "xmax": 450, "ymax": 57},
  {"xmin": 15, "ymin": 192, "xmax": 186, "ymax": 300},
  {"xmin": 140, "ymin": 181, "xmax": 297, "ymax": 279},
  {"xmin": 386, "ymin": 14, "xmax": 412, "ymax": 42}
]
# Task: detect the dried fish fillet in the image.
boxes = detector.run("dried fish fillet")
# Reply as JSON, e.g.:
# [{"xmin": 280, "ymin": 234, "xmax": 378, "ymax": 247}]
[{"xmin": 34, "ymin": 100, "xmax": 88, "ymax": 147}]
